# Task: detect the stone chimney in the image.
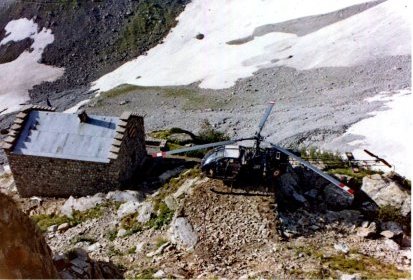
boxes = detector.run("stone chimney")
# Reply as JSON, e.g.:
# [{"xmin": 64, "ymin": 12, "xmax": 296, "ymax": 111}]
[{"xmin": 77, "ymin": 109, "xmax": 89, "ymax": 123}]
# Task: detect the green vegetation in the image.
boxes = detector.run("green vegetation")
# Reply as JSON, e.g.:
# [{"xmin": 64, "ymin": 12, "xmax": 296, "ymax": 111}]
[
  {"xmin": 155, "ymin": 236, "xmax": 169, "ymax": 248},
  {"xmin": 300, "ymin": 147, "xmax": 347, "ymax": 170},
  {"xmin": 117, "ymin": 168, "xmax": 201, "ymax": 235},
  {"xmin": 128, "ymin": 246, "xmax": 137, "ymax": 254},
  {"xmin": 118, "ymin": 2, "xmax": 178, "ymax": 53},
  {"xmin": 196, "ymin": 119, "xmax": 230, "ymax": 144},
  {"xmin": 31, "ymin": 203, "xmax": 108, "ymax": 232},
  {"xmin": 290, "ymin": 244, "xmax": 409, "ymax": 279},
  {"xmin": 149, "ymin": 120, "xmax": 229, "ymax": 158},
  {"xmin": 147, "ymin": 202, "xmax": 174, "ymax": 230},
  {"xmin": 150, "ymin": 127, "xmax": 196, "ymax": 141},
  {"xmin": 102, "ymin": 84, "xmax": 140, "ymax": 99},
  {"xmin": 324, "ymin": 254, "xmax": 410, "ymax": 279},
  {"xmin": 378, "ymin": 205, "xmax": 410, "ymax": 232},
  {"xmin": 299, "ymin": 147, "xmax": 384, "ymax": 189},
  {"xmin": 106, "ymin": 228, "xmax": 118, "ymax": 241},
  {"xmin": 133, "ymin": 268, "xmax": 156, "ymax": 279},
  {"xmin": 31, "ymin": 214, "xmax": 70, "ymax": 232},
  {"xmin": 327, "ymin": 168, "xmax": 383, "ymax": 188}
]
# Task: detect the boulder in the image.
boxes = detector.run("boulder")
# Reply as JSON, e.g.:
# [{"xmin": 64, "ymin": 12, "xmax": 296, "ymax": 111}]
[
  {"xmin": 137, "ymin": 202, "xmax": 154, "ymax": 223},
  {"xmin": 58, "ymin": 222, "xmax": 70, "ymax": 231},
  {"xmin": 340, "ymin": 274, "xmax": 361, "ymax": 280},
  {"xmin": 362, "ymin": 175, "xmax": 411, "ymax": 216},
  {"xmin": 173, "ymin": 178, "xmax": 199, "ymax": 199},
  {"xmin": 380, "ymin": 230, "xmax": 395, "ymax": 239},
  {"xmin": 195, "ymin": 33, "xmax": 205, "ymax": 40},
  {"xmin": 159, "ymin": 167, "xmax": 185, "ymax": 184},
  {"xmin": 381, "ymin": 221, "xmax": 403, "ymax": 235},
  {"xmin": 356, "ymin": 222, "xmax": 376, "ymax": 238},
  {"xmin": 167, "ymin": 133, "xmax": 193, "ymax": 145},
  {"xmin": 325, "ymin": 210, "xmax": 362, "ymax": 225},
  {"xmin": 168, "ymin": 217, "xmax": 198, "ymax": 250},
  {"xmin": 323, "ymin": 184, "xmax": 353, "ymax": 210},
  {"xmin": 117, "ymin": 201, "xmax": 140, "ymax": 219},
  {"xmin": 47, "ymin": 224, "xmax": 58, "ymax": 233},
  {"xmin": 106, "ymin": 190, "xmax": 143, "ymax": 203},
  {"xmin": 59, "ymin": 248, "xmax": 123, "ymax": 278},
  {"xmin": 334, "ymin": 243, "xmax": 350, "ymax": 254},
  {"xmin": 164, "ymin": 195, "xmax": 178, "ymax": 210},
  {"xmin": 86, "ymin": 242, "xmax": 101, "ymax": 252},
  {"xmin": 117, "ymin": 228, "xmax": 127, "ymax": 237},
  {"xmin": 153, "ymin": 270, "xmax": 166, "ymax": 278},
  {"xmin": 277, "ymin": 172, "xmax": 307, "ymax": 207},
  {"xmin": 61, "ymin": 194, "xmax": 105, "ymax": 217},
  {"xmin": 384, "ymin": 239, "xmax": 400, "ymax": 251}
]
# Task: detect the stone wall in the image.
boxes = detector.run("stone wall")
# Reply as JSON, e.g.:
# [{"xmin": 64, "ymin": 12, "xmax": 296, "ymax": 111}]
[
  {"xmin": 111, "ymin": 113, "xmax": 147, "ymax": 185},
  {"xmin": 6, "ymin": 152, "xmax": 119, "ymax": 197},
  {"xmin": 0, "ymin": 193, "xmax": 59, "ymax": 278}
]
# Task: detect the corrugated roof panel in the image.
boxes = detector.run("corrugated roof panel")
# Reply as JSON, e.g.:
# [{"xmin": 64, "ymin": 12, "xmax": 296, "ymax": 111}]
[{"xmin": 13, "ymin": 111, "xmax": 120, "ymax": 163}]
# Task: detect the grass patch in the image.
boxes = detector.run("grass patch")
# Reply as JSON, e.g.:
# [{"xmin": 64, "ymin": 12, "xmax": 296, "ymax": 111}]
[
  {"xmin": 164, "ymin": 88, "xmax": 225, "ymax": 110},
  {"xmin": 128, "ymin": 246, "xmax": 137, "ymax": 254},
  {"xmin": 327, "ymin": 168, "xmax": 383, "ymax": 188},
  {"xmin": 300, "ymin": 147, "xmax": 347, "ymax": 170},
  {"xmin": 378, "ymin": 205, "xmax": 410, "ymax": 232},
  {"xmin": 102, "ymin": 84, "xmax": 140, "ymax": 99},
  {"xmin": 31, "ymin": 203, "xmax": 107, "ymax": 232},
  {"xmin": 119, "ymin": 212, "xmax": 143, "ymax": 237},
  {"xmin": 323, "ymin": 254, "xmax": 410, "ymax": 279},
  {"xmin": 196, "ymin": 119, "xmax": 230, "ymax": 144},
  {"xmin": 118, "ymin": 1, "xmax": 178, "ymax": 53},
  {"xmin": 155, "ymin": 237, "xmax": 169, "ymax": 248},
  {"xmin": 146, "ymin": 202, "xmax": 173, "ymax": 230},
  {"xmin": 106, "ymin": 229, "xmax": 118, "ymax": 241}
]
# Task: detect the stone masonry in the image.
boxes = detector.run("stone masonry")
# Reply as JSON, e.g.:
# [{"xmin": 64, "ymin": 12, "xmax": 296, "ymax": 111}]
[{"xmin": 1, "ymin": 106, "xmax": 147, "ymax": 197}]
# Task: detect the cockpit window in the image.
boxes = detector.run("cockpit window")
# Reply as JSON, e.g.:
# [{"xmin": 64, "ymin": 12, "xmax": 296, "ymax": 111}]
[
  {"xmin": 203, "ymin": 150, "xmax": 224, "ymax": 165},
  {"xmin": 224, "ymin": 147, "xmax": 240, "ymax": 158}
]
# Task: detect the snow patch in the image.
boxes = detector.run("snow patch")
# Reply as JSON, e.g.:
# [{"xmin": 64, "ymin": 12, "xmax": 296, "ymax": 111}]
[
  {"xmin": 64, "ymin": 99, "xmax": 90, "ymax": 113},
  {"xmin": 0, "ymin": 18, "xmax": 64, "ymax": 115},
  {"xmin": 341, "ymin": 90, "xmax": 412, "ymax": 179},
  {"xmin": 93, "ymin": 0, "xmax": 409, "ymax": 91}
]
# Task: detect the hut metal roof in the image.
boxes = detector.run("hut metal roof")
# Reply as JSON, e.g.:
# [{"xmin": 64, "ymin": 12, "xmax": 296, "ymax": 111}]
[{"xmin": 13, "ymin": 111, "xmax": 119, "ymax": 163}]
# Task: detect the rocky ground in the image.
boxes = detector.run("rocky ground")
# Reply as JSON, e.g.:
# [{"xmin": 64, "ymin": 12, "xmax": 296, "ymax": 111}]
[
  {"xmin": 84, "ymin": 55, "xmax": 410, "ymax": 150},
  {"xmin": 0, "ymin": 161, "xmax": 410, "ymax": 279},
  {"xmin": 0, "ymin": 0, "xmax": 188, "ymax": 108}
]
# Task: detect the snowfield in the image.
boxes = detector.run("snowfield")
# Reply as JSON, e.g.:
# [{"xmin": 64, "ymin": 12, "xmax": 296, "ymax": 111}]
[
  {"xmin": 0, "ymin": 18, "xmax": 64, "ymax": 115},
  {"xmin": 92, "ymin": 0, "xmax": 410, "ymax": 91},
  {"xmin": 336, "ymin": 90, "xmax": 412, "ymax": 179}
]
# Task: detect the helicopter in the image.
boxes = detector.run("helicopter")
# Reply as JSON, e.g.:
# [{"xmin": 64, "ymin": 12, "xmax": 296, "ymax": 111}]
[{"xmin": 153, "ymin": 101, "xmax": 355, "ymax": 197}]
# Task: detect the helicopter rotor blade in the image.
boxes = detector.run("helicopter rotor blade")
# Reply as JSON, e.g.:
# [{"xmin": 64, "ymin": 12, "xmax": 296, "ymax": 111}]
[
  {"xmin": 152, "ymin": 137, "xmax": 254, "ymax": 157},
  {"xmin": 269, "ymin": 143, "xmax": 355, "ymax": 197},
  {"xmin": 256, "ymin": 101, "xmax": 275, "ymax": 136},
  {"xmin": 363, "ymin": 149, "xmax": 392, "ymax": 168}
]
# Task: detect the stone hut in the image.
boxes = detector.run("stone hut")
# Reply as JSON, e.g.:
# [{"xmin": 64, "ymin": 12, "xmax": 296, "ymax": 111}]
[{"xmin": 1, "ymin": 105, "xmax": 146, "ymax": 197}]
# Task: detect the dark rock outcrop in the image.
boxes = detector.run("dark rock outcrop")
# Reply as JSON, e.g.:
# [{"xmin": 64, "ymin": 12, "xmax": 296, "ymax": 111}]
[{"xmin": 0, "ymin": 192, "xmax": 59, "ymax": 279}]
